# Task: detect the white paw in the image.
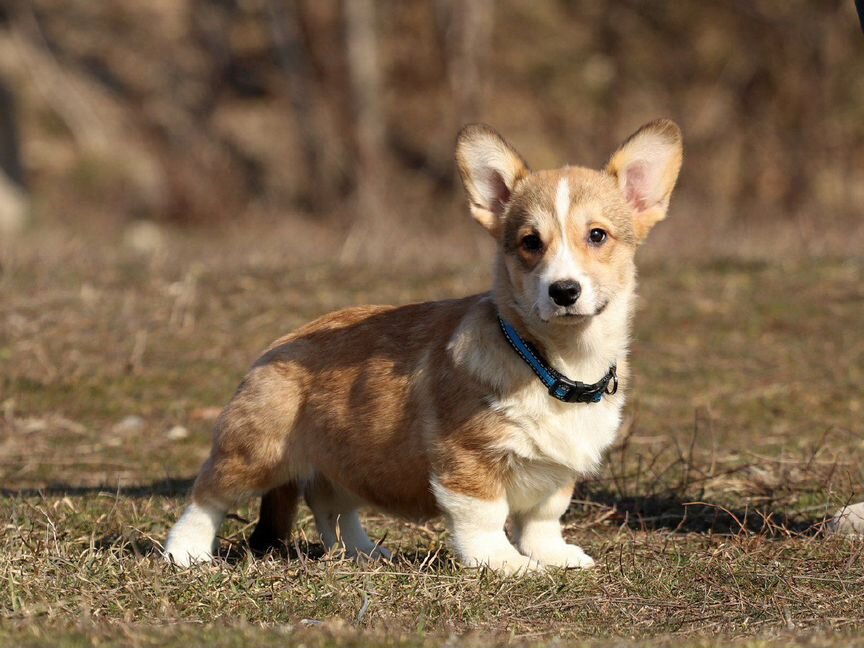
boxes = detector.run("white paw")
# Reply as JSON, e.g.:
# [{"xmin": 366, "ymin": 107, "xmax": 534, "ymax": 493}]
[
  {"xmin": 163, "ymin": 502, "xmax": 223, "ymax": 568},
  {"xmin": 163, "ymin": 540, "xmax": 213, "ymax": 568},
  {"xmin": 526, "ymin": 543, "xmax": 595, "ymax": 569},
  {"xmin": 464, "ymin": 551, "xmax": 543, "ymax": 575}
]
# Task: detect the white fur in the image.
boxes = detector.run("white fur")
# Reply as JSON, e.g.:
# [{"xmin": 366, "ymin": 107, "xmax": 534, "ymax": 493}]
[
  {"xmin": 490, "ymin": 376, "xmax": 622, "ymax": 517},
  {"xmin": 554, "ymin": 177, "xmax": 570, "ymax": 224},
  {"xmin": 536, "ymin": 178, "xmax": 598, "ymax": 321},
  {"xmin": 163, "ymin": 502, "xmax": 225, "ymax": 567},
  {"xmin": 432, "ymin": 481, "xmax": 541, "ymax": 574},
  {"xmin": 489, "ymin": 303, "xmax": 628, "ymax": 485},
  {"xmin": 449, "ymin": 292, "xmax": 630, "ymax": 571},
  {"xmin": 487, "ymin": 286, "xmax": 630, "ymax": 488},
  {"xmin": 512, "ymin": 486, "xmax": 595, "ymax": 568}
]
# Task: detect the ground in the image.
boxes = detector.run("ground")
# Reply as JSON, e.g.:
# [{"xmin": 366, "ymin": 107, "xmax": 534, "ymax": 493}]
[{"xmin": 1, "ymin": 227, "xmax": 862, "ymax": 647}]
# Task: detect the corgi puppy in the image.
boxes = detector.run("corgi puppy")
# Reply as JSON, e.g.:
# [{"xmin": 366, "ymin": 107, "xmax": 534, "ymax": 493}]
[{"xmin": 165, "ymin": 120, "xmax": 683, "ymax": 573}]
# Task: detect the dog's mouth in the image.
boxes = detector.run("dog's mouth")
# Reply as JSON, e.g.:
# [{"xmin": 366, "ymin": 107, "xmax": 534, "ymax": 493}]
[{"xmin": 542, "ymin": 299, "xmax": 610, "ymax": 324}]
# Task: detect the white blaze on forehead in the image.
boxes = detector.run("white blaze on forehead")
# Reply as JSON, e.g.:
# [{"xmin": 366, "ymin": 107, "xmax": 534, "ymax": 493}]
[
  {"xmin": 555, "ymin": 177, "xmax": 570, "ymax": 226},
  {"xmin": 545, "ymin": 177, "xmax": 579, "ymax": 282},
  {"xmin": 552, "ymin": 176, "xmax": 573, "ymax": 258},
  {"xmin": 533, "ymin": 175, "xmax": 598, "ymax": 320}
]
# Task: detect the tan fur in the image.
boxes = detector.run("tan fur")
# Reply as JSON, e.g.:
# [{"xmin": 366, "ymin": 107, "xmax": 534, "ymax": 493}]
[{"xmin": 167, "ymin": 120, "xmax": 683, "ymax": 568}]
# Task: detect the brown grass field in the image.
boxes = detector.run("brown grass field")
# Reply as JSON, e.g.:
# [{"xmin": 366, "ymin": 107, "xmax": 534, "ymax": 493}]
[{"xmin": 1, "ymin": 225, "xmax": 863, "ymax": 647}]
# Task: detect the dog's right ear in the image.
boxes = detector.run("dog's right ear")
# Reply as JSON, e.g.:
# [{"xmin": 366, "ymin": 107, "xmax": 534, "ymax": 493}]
[
  {"xmin": 456, "ymin": 124, "xmax": 529, "ymax": 237},
  {"xmin": 607, "ymin": 119, "xmax": 683, "ymax": 243}
]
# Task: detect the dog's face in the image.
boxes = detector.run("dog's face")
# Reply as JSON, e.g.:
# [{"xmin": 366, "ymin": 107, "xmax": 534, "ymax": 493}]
[{"xmin": 456, "ymin": 121, "xmax": 682, "ymax": 326}]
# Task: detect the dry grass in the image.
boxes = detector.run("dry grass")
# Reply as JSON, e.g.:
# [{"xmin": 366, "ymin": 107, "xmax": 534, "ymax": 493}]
[{"xmin": 1, "ymin": 225, "xmax": 863, "ymax": 646}]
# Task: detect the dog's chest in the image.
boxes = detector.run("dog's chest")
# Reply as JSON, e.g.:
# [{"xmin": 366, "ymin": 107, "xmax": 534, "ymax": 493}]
[{"xmin": 490, "ymin": 384, "xmax": 623, "ymax": 506}]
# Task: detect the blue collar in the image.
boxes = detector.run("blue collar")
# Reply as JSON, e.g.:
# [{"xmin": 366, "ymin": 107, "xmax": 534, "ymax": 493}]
[{"xmin": 497, "ymin": 317, "xmax": 618, "ymax": 404}]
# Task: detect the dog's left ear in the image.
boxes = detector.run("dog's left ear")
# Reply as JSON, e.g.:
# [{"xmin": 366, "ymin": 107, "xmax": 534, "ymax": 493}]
[
  {"xmin": 456, "ymin": 124, "xmax": 530, "ymax": 237},
  {"xmin": 607, "ymin": 119, "xmax": 683, "ymax": 243}
]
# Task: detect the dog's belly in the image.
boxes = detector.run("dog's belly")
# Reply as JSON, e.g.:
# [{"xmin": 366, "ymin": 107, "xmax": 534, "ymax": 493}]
[
  {"xmin": 298, "ymin": 409, "xmax": 440, "ymax": 520},
  {"xmin": 316, "ymin": 465, "xmax": 440, "ymax": 521}
]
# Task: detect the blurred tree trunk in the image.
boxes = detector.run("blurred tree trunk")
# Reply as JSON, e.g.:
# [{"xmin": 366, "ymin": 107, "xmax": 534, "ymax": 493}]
[
  {"xmin": 340, "ymin": 0, "xmax": 388, "ymax": 261},
  {"xmin": 268, "ymin": 0, "xmax": 325, "ymax": 211},
  {"xmin": 0, "ymin": 79, "xmax": 24, "ymax": 189},
  {"xmin": 436, "ymin": 0, "xmax": 493, "ymax": 124},
  {"xmin": 0, "ymin": 75, "xmax": 28, "ymax": 234},
  {"xmin": 343, "ymin": 0, "xmax": 385, "ymax": 180}
]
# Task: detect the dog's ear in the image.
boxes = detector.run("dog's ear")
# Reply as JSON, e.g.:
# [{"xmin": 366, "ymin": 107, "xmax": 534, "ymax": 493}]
[
  {"xmin": 456, "ymin": 124, "xmax": 529, "ymax": 236},
  {"xmin": 607, "ymin": 119, "xmax": 683, "ymax": 243}
]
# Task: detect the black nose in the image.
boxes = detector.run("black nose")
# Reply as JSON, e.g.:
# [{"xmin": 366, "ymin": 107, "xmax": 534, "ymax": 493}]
[{"xmin": 549, "ymin": 280, "xmax": 581, "ymax": 307}]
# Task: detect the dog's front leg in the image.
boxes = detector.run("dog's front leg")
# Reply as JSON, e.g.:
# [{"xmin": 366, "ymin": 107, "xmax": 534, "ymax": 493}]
[
  {"xmin": 432, "ymin": 481, "xmax": 540, "ymax": 575},
  {"xmin": 511, "ymin": 483, "xmax": 595, "ymax": 569}
]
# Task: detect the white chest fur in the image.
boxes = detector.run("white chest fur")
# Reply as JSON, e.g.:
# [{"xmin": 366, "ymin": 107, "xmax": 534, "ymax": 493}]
[
  {"xmin": 490, "ymin": 379, "xmax": 624, "ymax": 513},
  {"xmin": 447, "ymin": 295, "xmax": 631, "ymax": 514}
]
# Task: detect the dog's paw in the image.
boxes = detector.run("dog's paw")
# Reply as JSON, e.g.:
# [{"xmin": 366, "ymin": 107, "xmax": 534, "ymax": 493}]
[
  {"xmin": 464, "ymin": 552, "xmax": 544, "ymax": 576},
  {"xmin": 351, "ymin": 544, "xmax": 392, "ymax": 562},
  {"xmin": 529, "ymin": 543, "xmax": 595, "ymax": 570},
  {"xmin": 519, "ymin": 539, "xmax": 595, "ymax": 569},
  {"xmin": 368, "ymin": 544, "xmax": 392, "ymax": 560},
  {"xmin": 163, "ymin": 541, "xmax": 213, "ymax": 567},
  {"xmin": 163, "ymin": 503, "xmax": 223, "ymax": 567}
]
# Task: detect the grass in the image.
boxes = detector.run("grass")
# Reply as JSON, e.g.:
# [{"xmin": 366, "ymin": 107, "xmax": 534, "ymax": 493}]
[{"xmin": 1, "ymin": 227, "xmax": 863, "ymax": 646}]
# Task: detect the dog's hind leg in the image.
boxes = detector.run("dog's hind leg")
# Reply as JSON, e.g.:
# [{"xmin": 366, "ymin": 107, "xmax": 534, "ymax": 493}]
[
  {"xmin": 163, "ymin": 491, "xmax": 226, "ymax": 567},
  {"xmin": 249, "ymin": 482, "xmax": 300, "ymax": 554},
  {"xmin": 164, "ymin": 364, "xmax": 305, "ymax": 567},
  {"xmin": 304, "ymin": 475, "xmax": 390, "ymax": 559},
  {"xmin": 165, "ymin": 450, "xmax": 293, "ymax": 566}
]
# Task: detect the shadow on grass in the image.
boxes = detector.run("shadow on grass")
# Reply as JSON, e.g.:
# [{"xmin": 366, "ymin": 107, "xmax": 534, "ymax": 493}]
[
  {"xmin": 573, "ymin": 488, "xmax": 830, "ymax": 537},
  {"xmin": 0, "ymin": 477, "xmax": 195, "ymax": 499},
  {"xmin": 93, "ymin": 531, "xmax": 332, "ymax": 564}
]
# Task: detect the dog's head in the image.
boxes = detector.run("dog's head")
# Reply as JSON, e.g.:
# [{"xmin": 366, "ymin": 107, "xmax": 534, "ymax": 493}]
[{"xmin": 456, "ymin": 120, "xmax": 682, "ymax": 326}]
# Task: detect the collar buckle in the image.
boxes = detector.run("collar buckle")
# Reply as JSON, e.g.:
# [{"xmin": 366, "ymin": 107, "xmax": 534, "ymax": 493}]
[
  {"xmin": 605, "ymin": 366, "xmax": 619, "ymax": 396},
  {"xmin": 549, "ymin": 376, "xmax": 605, "ymax": 404},
  {"xmin": 549, "ymin": 365, "xmax": 617, "ymax": 403}
]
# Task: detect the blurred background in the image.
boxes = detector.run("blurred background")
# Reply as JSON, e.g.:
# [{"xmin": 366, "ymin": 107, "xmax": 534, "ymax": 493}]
[{"xmin": 0, "ymin": 0, "xmax": 862, "ymax": 262}]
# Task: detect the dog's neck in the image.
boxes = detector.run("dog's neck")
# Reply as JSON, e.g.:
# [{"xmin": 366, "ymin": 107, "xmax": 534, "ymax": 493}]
[{"xmin": 492, "ymin": 260, "xmax": 634, "ymax": 376}]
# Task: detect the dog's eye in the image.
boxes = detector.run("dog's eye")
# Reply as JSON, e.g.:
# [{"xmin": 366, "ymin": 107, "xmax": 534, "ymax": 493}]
[
  {"xmin": 588, "ymin": 228, "xmax": 608, "ymax": 245},
  {"xmin": 520, "ymin": 234, "xmax": 543, "ymax": 252}
]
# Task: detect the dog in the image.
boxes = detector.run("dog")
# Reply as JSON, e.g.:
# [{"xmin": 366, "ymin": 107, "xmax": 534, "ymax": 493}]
[{"xmin": 164, "ymin": 120, "xmax": 683, "ymax": 573}]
